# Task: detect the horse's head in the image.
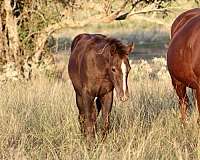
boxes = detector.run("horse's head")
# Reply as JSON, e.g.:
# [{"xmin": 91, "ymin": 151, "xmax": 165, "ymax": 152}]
[{"xmin": 108, "ymin": 40, "xmax": 134, "ymax": 102}]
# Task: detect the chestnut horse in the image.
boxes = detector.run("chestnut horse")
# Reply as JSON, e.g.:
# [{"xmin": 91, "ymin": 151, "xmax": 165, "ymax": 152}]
[
  {"xmin": 171, "ymin": 8, "xmax": 200, "ymax": 38},
  {"xmin": 167, "ymin": 15, "xmax": 200, "ymax": 124},
  {"xmin": 68, "ymin": 33, "xmax": 134, "ymax": 140}
]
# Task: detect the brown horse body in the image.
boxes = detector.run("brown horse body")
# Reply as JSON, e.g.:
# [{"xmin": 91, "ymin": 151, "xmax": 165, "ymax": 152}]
[
  {"xmin": 68, "ymin": 33, "xmax": 133, "ymax": 139},
  {"xmin": 167, "ymin": 14, "xmax": 200, "ymax": 123},
  {"xmin": 171, "ymin": 8, "xmax": 200, "ymax": 38}
]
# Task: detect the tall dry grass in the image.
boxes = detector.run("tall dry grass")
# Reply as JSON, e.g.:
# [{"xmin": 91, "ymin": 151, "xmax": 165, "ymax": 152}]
[{"xmin": 0, "ymin": 64, "xmax": 200, "ymax": 159}]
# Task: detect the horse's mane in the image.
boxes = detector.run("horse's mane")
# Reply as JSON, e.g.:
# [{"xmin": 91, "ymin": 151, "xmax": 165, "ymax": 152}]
[{"xmin": 106, "ymin": 37, "xmax": 128, "ymax": 56}]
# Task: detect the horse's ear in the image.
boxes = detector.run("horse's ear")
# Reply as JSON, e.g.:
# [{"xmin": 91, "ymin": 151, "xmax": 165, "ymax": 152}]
[
  {"xmin": 110, "ymin": 44, "xmax": 117, "ymax": 56},
  {"xmin": 127, "ymin": 42, "xmax": 134, "ymax": 54}
]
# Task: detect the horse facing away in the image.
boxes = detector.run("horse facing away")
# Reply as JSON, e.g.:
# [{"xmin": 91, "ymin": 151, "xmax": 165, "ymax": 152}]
[
  {"xmin": 171, "ymin": 8, "xmax": 200, "ymax": 38},
  {"xmin": 167, "ymin": 15, "xmax": 200, "ymax": 124},
  {"xmin": 68, "ymin": 33, "xmax": 134, "ymax": 140},
  {"xmin": 171, "ymin": 8, "xmax": 200, "ymax": 109}
]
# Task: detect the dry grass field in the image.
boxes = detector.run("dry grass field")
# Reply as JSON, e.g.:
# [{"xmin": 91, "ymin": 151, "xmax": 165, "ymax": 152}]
[
  {"xmin": 1, "ymin": 0, "xmax": 200, "ymax": 159},
  {"xmin": 0, "ymin": 55, "xmax": 200, "ymax": 160}
]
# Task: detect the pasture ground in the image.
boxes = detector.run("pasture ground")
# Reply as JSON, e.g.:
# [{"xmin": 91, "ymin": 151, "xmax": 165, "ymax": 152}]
[{"xmin": 0, "ymin": 57, "xmax": 200, "ymax": 159}]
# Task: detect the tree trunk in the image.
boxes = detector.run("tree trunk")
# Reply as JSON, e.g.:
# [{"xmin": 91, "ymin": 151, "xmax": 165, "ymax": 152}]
[
  {"xmin": 4, "ymin": 0, "xmax": 21, "ymax": 62},
  {"xmin": 0, "ymin": 0, "xmax": 24, "ymax": 80},
  {"xmin": 0, "ymin": 8, "xmax": 6, "ymax": 67}
]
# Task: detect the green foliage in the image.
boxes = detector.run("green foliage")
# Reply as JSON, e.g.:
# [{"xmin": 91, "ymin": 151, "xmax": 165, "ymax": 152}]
[
  {"xmin": 57, "ymin": 0, "xmax": 76, "ymax": 8},
  {"xmin": 13, "ymin": 0, "xmax": 197, "ymax": 56},
  {"xmin": 16, "ymin": 1, "xmax": 63, "ymax": 53}
]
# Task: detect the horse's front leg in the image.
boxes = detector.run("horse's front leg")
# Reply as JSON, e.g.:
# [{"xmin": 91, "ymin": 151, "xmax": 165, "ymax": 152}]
[
  {"xmin": 99, "ymin": 91, "xmax": 113, "ymax": 140},
  {"xmin": 82, "ymin": 92, "xmax": 96, "ymax": 141}
]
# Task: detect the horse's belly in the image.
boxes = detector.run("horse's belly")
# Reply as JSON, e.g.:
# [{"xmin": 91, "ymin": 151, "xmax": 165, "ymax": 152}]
[{"xmin": 168, "ymin": 62, "xmax": 198, "ymax": 88}]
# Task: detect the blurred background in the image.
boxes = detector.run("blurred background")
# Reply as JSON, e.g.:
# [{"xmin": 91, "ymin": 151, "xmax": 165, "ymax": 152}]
[{"xmin": 0, "ymin": 0, "xmax": 199, "ymax": 81}]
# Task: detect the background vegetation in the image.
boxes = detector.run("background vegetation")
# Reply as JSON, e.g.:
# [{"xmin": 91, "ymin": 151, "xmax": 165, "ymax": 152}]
[{"xmin": 0, "ymin": 0, "xmax": 199, "ymax": 81}]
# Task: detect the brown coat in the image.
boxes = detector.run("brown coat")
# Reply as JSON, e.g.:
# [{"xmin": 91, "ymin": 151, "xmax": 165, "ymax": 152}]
[
  {"xmin": 167, "ymin": 14, "xmax": 200, "ymax": 124},
  {"xmin": 171, "ymin": 8, "xmax": 200, "ymax": 38},
  {"xmin": 68, "ymin": 33, "xmax": 133, "ymax": 140}
]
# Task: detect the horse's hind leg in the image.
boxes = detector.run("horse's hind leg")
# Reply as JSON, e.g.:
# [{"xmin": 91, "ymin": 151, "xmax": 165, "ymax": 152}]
[
  {"xmin": 76, "ymin": 93, "xmax": 84, "ymax": 133},
  {"xmin": 172, "ymin": 77, "xmax": 189, "ymax": 124},
  {"xmin": 195, "ymin": 87, "xmax": 200, "ymax": 125}
]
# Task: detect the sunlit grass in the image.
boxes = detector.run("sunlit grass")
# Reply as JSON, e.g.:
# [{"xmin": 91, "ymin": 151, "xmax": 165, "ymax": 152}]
[{"xmin": 0, "ymin": 72, "xmax": 199, "ymax": 159}]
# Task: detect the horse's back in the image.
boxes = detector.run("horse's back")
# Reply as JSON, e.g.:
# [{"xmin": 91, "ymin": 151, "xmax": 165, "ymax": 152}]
[
  {"xmin": 69, "ymin": 33, "xmax": 107, "ymax": 68},
  {"xmin": 171, "ymin": 8, "xmax": 200, "ymax": 37},
  {"xmin": 70, "ymin": 33, "xmax": 106, "ymax": 52},
  {"xmin": 68, "ymin": 33, "xmax": 107, "ymax": 93}
]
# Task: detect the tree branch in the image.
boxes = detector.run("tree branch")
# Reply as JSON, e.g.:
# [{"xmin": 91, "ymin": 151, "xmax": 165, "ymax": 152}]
[
  {"xmin": 100, "ymin": 0, "xmax": 129, "ymax": 22},
  {"xmin": 32, "ymin": 1, "xmax": 176, "ymax": 63},
  {"xmin": 127, "ymin": 8, "xmax": 172, "ymax": 17},
  {"xmin": 115, "ymin": 8, "xmax": 172, "ymax": 20},
  {"xmin": 33, "ymin": 0, "xmax": 129, "ymax": 62}
]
